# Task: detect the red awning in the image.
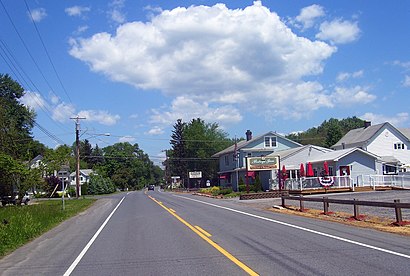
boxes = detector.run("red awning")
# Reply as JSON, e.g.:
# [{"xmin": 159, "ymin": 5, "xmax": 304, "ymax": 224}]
[
  {"xmin": 246, "ymin": 171, "xmax": 255, "ymax": 178},
  {"xmin": 219, "ymin": 173, "xmax": 230, "ymax": 179}
]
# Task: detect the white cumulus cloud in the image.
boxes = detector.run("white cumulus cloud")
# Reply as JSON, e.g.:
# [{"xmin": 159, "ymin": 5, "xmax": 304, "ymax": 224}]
[
  {"xmin": 316, "ymin": 19, "xmax": 360, "ymax": 44},
  {"xmin": 403, "ymin": 75, "xmax": 410, "ymax": 87},
  {"xmin": 77, "ymin": 110, "xmax": 120, "ymax": 125},
  {"xmin": 119, "ymin": 135, "xmax": 136, "ymax": 143},
  {"xmin": 360, "ymin": 112, "xmax": 409, "ymax": 126},
  {"xmin": 332, "ymin": 86, "xmax": 376, "ymax": 106},
  {"xmin": 28, "ymin": 8, "xmax": 47, "ymax": 22},
  {"xmin": 20, "ymin": 91, "xmax": 47, "ymax": 110},
  {"xmin": 145, "ymin": 126, "xmax": 164, "ymax": 135},
  {"xmin": 295, "ymin": 4, "xmax": 325, "ymax": 29},
  {"xmin": 336, "ymin": 70, "xmax": 363, "ymax": 82},
  {"xmin": 69, "ymin": 2, "xmax": 353, "ymax": 124},
  {"xmin": 65, "ymin": 6, "xmax": 90, "ymax": 17}
]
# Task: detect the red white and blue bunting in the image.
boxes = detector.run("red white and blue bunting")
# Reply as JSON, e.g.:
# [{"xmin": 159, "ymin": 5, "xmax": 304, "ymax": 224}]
[{"xmin": 318, "ymin": 176, "xmax": 334, "ymax": 187}]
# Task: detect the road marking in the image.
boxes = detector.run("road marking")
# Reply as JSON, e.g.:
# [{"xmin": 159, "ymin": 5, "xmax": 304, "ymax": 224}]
[
  {"xmin": 148, "ymin": 195, "xmax": 258, "ymax": 276},
  {"xmin": 169, "ymin": 208, "xmax": 176, "ymax": 213},
  {"xmin": 195, "ymin": 226, "xmax": 212, "ymax": 237},
  {"xmin": 63, "ymin": 196, "xmax": 126, "ymax": 276},
  {"xmin": 175, "ymin": 195, "xmax": 410, "ymax": 260}
]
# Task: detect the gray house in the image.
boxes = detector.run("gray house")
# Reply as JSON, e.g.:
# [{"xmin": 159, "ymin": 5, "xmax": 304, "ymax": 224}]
[{"xmin": 212, "ymin": 130, "xmax": 301, "ymax": 191}]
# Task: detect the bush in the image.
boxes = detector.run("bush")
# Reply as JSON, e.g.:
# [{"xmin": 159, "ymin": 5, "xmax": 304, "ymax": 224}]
[
  {"xmin": 219, "ymin": 188, "xmax": 232, "ymax": 195},
  {"xmin": 239, "ymin": 184, "xmax": 255, "ymax": 192}
]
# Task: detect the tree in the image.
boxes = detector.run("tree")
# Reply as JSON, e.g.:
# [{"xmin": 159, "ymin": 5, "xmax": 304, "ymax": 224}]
[
  {"xmin": 167, "ymin": 118, "xmax": 232, "ymax": 188},
  {"xmin": 0, "ymin": 74, "xmax": 36, "ymax": 159},
  {"xmin": 43, "ymin": 145, "xmax": 74, "ymax": 175},
  {"xmin": 98, "ymin": 142, "xmax": 161, "ymax": 190},
  {"xmin": 286, "ymin": 116, "xmax": 365, "ymax": 147},
  {"xmin": 169, "ymin": 119, "xmax": 187, "ymax": 187}
]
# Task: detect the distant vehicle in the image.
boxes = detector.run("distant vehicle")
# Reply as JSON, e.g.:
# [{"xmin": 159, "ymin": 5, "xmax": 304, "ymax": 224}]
[
  {"xmin": 1, "ymin": 192, "xmax": 30, "ymax": 206},
  {"xmin": 148, "ymin": 185, "xmax": 155, "ymax": 191}
]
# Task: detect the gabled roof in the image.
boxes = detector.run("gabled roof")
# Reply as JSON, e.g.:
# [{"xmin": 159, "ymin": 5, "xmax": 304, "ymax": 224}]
[
  {"xmin": 69, "ymin": 169, "xmax": 95, "ymax": 177},
  {"xmin": 212, "ymin": 131, "xmax": 302, "ymax": 157},
  {"xmin": 307, "ymin": 148, "xmax": 380, "ymax": 163},
  {"xmin": 332, "ymin": 122, "xmax": 410, "ymax": 148},
  {"xmin": 399, "ymin": 128, "xmax": 410, "ymax": 140},
  {"xmin": 268, "ymin": 144, "xmax": 332, "ymax": 160}
]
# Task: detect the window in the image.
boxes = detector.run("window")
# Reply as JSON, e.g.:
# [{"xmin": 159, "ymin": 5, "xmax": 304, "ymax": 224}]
[
  {"xmin": 264, "ymin": 136, "xmax": 277, "ymax": 148},
  {"xmin": 224, "ymin": 155, "xmax": 229, "ymax": 166},
  {"xmin": 394, "ymin": 143, "xmax": 405, "ymax": 150}
]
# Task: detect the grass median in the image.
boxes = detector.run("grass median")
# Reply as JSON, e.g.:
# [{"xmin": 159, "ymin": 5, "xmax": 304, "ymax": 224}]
[{"xmin": 0, "ymin": 198, "xmax": 96, "ymax": 258}]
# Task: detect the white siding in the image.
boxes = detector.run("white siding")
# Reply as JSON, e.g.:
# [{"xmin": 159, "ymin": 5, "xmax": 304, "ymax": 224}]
[{"xmin": 367, "ymin": 127, "xmax": 410, "ymax": 165}]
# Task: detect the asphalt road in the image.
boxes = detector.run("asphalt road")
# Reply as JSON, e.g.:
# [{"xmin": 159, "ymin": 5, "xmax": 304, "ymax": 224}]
[{"xmin": 1, "ymin": 190, "xmax": 409, "ymax": 275}]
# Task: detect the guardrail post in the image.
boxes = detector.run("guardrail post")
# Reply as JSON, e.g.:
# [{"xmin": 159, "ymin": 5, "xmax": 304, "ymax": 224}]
[
  {"xmin": 353, "ymin": 199, "xmax": 359, "ymax": 219},
  {"xmin": 281, "ymin": 196, "xmax": 286, "ymax": 208},
  {"xmin": 323, "ymin": 197, "xmax": 329, "ymax": 215},
  {"xmin": 299, "ymin": 195, "xmax": 304, "ymax": 212},
  {"xmin": 394, "ymin": 199, "xmax": 403, "ymax": 225}
]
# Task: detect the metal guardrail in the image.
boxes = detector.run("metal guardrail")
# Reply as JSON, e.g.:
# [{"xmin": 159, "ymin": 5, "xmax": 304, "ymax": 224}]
[{"xmin": 281, "ymin": 195, "xmax": 410, "ymax": 226}]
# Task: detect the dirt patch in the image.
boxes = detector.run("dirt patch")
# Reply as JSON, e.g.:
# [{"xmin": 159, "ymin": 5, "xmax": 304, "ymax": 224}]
[{"xmin": 267, "ymin": 204, "xmax": 410, "ymax": 236}]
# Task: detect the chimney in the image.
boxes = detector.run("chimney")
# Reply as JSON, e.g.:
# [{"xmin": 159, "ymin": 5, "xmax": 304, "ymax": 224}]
[
  {"xmin": 364, "ymin": 121, "xmax": 371, "ymax": 128},
  {"xmin": 245, "ymin": 130, "xmax": 252, "ymax": 141}
]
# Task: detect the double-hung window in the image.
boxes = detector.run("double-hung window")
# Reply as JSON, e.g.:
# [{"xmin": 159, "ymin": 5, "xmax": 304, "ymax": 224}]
[{"xmin": 264, "ymin": 136, "xmax": 277, "ymax": 148}]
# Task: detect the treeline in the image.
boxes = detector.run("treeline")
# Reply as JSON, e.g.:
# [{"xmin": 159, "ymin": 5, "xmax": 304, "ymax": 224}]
[
  {"xmin": 286, "ymin": 117, "xmax": 365, "ymax": 148},
  {"xmin": 0, "ymin": 74, "xmax": 162, "ymax": 200}
]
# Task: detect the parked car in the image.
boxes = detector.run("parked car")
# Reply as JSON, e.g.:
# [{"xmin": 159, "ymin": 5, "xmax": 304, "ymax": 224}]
[
  {"xmin": 1, "ymin": 192, "xmax": 30, "ymax": 206},
  {"xmin": 148, "ymin": 185, "xmax": 155, "ymax": 191}
]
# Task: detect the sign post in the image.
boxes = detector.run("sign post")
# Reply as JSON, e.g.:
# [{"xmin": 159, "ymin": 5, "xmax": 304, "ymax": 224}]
[{"xmin": 58, "ymin": 170, "xmax": 69, "ymax": 210}]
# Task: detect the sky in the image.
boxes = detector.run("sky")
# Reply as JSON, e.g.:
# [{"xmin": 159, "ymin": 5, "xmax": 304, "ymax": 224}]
[{"xmin": 1, "ymin": 0, "xmax": 409, "ymax": 166}]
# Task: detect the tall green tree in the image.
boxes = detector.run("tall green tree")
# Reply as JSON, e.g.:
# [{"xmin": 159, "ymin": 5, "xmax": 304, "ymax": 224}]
[
  {"xmin": 169, "ymin": 119, "xmax": 187, "ymax": 187},
  {"xmin": 167, "ymin": 118, "xmax": 232, "ymax": 188},
  {"xmin": 0, "ymin": 74, "xmax": 36, "ymax": 159}
]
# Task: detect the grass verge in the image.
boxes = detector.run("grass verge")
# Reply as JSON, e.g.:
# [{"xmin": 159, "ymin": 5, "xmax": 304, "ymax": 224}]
[{"xmin": 0, "ymin": 198, "xmax": 96, "ymax": 258}]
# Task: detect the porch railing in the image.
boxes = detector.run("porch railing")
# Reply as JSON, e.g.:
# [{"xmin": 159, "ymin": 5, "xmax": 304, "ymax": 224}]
[{"xmin": 281, "ymin": 174, "xmax": 410, "ymax": 191}]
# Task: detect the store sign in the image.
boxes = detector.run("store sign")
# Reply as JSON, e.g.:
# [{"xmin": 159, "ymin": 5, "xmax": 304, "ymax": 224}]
[
  {"xmin": 247, "ymin": 156, "xmax": 279, "ymax": 171},
  {"xmin": 189, "ymin": 171, "xmax": 202, "ymax": 178}
]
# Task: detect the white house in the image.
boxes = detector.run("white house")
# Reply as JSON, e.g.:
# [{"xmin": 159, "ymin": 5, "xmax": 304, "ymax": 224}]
[
  {"xmin": 332, "ymin": 122, "xmax": 410, "ymax": 174},
  {"xmin": 69, "ymin": 169, "xmax": 95, "ymax": 195}
]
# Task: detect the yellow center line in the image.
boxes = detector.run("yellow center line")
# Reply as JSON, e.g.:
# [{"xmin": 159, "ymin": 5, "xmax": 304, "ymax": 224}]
[
  {"xmin": 194, "ymin": 226, "xmax": 212, "ymax": 237},
  {"xmin": 147, "ymin": 195, "xmax": 259, "ymax": 276}
]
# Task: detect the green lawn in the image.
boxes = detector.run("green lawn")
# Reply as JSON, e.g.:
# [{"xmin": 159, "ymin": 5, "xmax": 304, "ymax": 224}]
[{"xmin": 0, "ymin": 198, "xmax": 96, "ymax": 258}]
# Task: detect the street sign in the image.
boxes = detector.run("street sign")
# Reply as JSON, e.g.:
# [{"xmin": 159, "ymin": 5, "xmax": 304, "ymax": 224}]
[
  {"xmin": 206, "ymin": 180, "xmax": 211, "ymax": 187},
  {"xmin": 189, "ymin": 171, "xmax": 202, "ymax": 178}
]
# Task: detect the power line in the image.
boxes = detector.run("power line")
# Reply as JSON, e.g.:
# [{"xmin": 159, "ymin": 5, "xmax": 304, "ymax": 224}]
[
  {"xmin": 23, "ymin": 0, "xmax": 73, "ymax": 104},
  {"xmin": 0, "ymin": 0, "xmax": 63, "ymax": 103}
]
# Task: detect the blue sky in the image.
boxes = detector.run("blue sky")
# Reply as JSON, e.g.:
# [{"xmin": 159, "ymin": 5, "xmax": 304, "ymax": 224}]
[{"xmin": 1, "ymin": 0, "xmax": 409, "ymax": 165}]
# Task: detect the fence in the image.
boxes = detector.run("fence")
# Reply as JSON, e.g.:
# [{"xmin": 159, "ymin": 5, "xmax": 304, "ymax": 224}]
[
  {"xmin": 282, "ymin": 174, "xmax": 410, "ymax": 192},
  {"xmin": 281, "ymin": 195, "xmax": 410, "ymax": 226}
]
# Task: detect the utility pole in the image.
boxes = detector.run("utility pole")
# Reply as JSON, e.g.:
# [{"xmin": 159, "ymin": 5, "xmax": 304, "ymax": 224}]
[{"xmin": 70, "ymin": 116, "xmax": 86, "ymax": 199}]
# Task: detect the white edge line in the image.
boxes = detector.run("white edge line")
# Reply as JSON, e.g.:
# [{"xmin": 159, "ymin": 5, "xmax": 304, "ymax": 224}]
[
  {"xmin": 64, "ymin": 196, "xmax": 126, "ymax": 276},
  {"xmin": 174, "ymin": 195, "xmax": 410, "ymax": 260}
]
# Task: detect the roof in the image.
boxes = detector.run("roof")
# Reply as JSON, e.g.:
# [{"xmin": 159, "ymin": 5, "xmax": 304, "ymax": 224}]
[
  {"xmin": 307, "ymin": 148, "xmax": 380, "ymax": 163},
  {"xmin": 399, "ymin": 128, "xmax": 410, "ymax": 140},
  {"xmin": 69, "ymin": 169, "xmax": 95, "ymax": 177},
  {"xmin": 267, "ymin": 144, "xmax": 332, "ymax": 160},
  {"xmin": 332, "ymin": 122, "xmax": 410, "ymax": 148},
  {"xmin": 212, "ymin": 131, "xmax": 302, "ymax": 157}
]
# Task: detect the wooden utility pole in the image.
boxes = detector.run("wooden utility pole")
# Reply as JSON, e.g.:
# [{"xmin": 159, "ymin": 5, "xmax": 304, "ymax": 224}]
[{"xmin": 70, "ymin": 116, "xmax": 86, "ymax": 198}]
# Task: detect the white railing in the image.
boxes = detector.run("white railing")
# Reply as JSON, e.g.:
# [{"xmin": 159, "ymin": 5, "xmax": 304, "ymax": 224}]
[
  {"xmin": 284, "ymin": 176, "xmax": 353, "ymax": 191},
  {"xmin": 282, "ymin": 174, "xmax": 410, "ymax": 191}
]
